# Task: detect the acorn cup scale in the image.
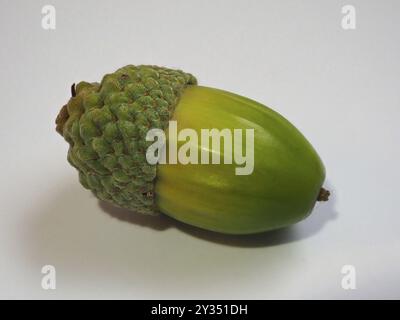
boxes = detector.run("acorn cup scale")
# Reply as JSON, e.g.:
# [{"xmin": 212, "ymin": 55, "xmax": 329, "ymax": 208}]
[{"xmin": 56, "ymin": 65, "xmax": 329, "ymax": 235}]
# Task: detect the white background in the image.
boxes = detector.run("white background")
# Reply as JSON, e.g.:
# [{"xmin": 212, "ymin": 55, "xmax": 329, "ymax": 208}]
[{"xmin": 0, "ymin": 0, "xmax": 399, "ymax": 299}]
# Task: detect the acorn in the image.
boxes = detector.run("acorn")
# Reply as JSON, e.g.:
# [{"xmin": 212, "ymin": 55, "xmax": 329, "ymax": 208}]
[{"xmin": 56, "ymin": 65, "xmax": 329, "ymax": 234}]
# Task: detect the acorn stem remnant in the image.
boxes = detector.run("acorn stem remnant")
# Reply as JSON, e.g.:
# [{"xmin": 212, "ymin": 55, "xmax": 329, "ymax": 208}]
[
  {"xmin": 317, "ymin": 187, "xmax": 330, "ymax": 201},
  {"xmin": 71, "ymin": 83, "xmax": 76, "ymax": 97}
]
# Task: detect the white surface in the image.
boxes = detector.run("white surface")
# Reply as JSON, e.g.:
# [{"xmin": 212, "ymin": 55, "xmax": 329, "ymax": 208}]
[{"xmin": 0, "ymin": 0, "xmax": 399, "ymax": 299}]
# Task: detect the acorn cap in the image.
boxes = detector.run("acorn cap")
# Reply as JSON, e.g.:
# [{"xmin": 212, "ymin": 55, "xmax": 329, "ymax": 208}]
[{"xmin": 56, "ymin": 65, "xmax": 197, "ymax": 215}]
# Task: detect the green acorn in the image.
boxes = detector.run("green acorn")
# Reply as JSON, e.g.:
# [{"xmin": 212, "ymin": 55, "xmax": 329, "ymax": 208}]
[{"xmin": 56, "ymin": 65, "xmax": 329, "ymax": 234}]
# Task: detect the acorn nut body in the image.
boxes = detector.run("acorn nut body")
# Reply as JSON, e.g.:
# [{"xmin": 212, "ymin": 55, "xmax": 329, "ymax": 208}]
[{"xmin": 56, "ymin": 65, "xmax": 328, "ymax": 235}]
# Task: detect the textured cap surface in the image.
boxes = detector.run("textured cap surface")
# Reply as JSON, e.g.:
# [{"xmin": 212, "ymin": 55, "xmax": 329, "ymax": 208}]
[{"xmin": 56, "ymin": 65, "xmax": 197, "ymax": 215}]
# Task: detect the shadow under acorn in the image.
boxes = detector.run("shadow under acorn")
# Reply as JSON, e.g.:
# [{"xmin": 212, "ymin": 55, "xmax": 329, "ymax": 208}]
[{"xmin": 98, "ymin": 181, "xmax": 338, "ymax": 248}]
